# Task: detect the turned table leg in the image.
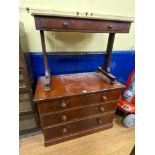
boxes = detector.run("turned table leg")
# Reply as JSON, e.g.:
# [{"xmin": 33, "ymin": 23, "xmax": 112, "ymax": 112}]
[
  {"xmin": 103, "ymin": 33, "xmax": 115, "ymax": 73},
  {"xmin": 40, "ymin": 30, "xmax": 51, "ymax": 91},
  {"xmin": 97, "ymin": 33, "xmax": 116, "ymax": 84}
]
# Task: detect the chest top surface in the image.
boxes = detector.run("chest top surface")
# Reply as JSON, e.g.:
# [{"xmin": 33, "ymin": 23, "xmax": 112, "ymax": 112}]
[{"xmin": 34, "ymin": 72, "xmax": 124, "ymax": 103}]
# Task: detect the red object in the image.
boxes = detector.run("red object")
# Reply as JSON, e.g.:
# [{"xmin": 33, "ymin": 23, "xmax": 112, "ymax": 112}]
[{"xmin": 117, "ymin": 70, "xmax": 135, "ymax": 114}]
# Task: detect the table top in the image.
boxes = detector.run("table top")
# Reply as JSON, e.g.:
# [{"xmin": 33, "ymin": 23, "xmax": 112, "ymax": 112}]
[
  {"xmin": 32, "ymin": 12, "xmax": 134, "ymax": 23},
  {"xmin": 34, "ymin": 72, "xmax": 125, "ymax": 103}
]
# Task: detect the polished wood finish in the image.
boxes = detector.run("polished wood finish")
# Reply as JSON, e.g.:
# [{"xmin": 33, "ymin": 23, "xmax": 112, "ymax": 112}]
[
  {"xmin": 34, "ymin": 72, "xmax": 124, "ymax": 146},
  {"xmin": 103, "ymin": 33, "xmax": 115, "ymax": 72},
  {"xmin": 40, "ymin": 31, "xmax": 49, "ymax": 75},
  {"xmin": 38, "ymin": 95, "xmax": 84, "ymax": 114},
  {"xmin": 34, "ymin": 16, "xmax": 131, "ymax": 33},
  {"xmin": 46, "ymin": 51, "xmax": 113, "ymax": 56},
  {"xmin": 40, "ymin": 30, "xmax": 51, "ymax": 91},
  {"xmin": 41, "ymin": 101, "xmax": 117, "ymax": 127},
  {"xmin": 85, "ymin": 90, "xmax": 122, "ymax": 105},
  {"xmin": 97, "ymin": 67, "xmax": 116, "ymax": 84},
  {"xmin": 32, "ymin": 14, "xmax": 131, "ymax": 146},
  {"xmin": 32, "ymin": 14, "xmax": 132, "ymax": 90},
  {"xmin": 34, "ymin": 72, "xmax": 124, "ymax": 102},
  {"xmin": 44, "ymin": 113, "xmax": 114, "ymax": 145}
]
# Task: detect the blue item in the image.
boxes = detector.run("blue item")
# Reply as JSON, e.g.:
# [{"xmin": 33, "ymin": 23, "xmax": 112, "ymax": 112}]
[{"xmin": 29, "ymin": 50, "xmax": 135, "ymax": 86}]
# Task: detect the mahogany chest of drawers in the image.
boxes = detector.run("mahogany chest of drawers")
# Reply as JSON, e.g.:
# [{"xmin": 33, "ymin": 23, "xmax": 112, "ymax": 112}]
[
  {"xmin": 34, "ymin": 72, "xmax": 124, "ymax": 146},
  {"xmin": 32, "ymin": 14, "xmax": 132, "ymax": 146}
]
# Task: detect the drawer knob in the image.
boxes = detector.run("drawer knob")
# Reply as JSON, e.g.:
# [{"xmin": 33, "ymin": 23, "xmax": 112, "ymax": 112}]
[
  {"xmin": 98, "ymin": 118, "xmax": 103, "ymax": 125},
  {"xmin": 108, "ymin": 25, "xmax": 113, "ymax": 29},
  {"xmin": 102, "ymin": 95, "xmax": 108, "ymax": 101},
  {"xmin": 62, "ymin": 128, "xmax": 67, "ymax": 134},
  {"xmin": 63, "ymin": 21, "xmax": 68, "ymax": 28},
  {"xmin": 62, "ymin": 114, "xmax": 67, "ymax": 121},
  {"xmin": 61, "ymin": 100, "xmax": 67, "ymax": 108},
  {"xmin": 100, "ymin": 107, "xmax": 105, "ymax": 112}
]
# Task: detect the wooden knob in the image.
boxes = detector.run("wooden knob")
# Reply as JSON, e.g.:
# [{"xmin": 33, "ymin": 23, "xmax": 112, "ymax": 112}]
[
  {"xmin": 62, "ymin": 115, "xmax": 67, "ymax": 121},
  {"xmin": 108, "ymin": 25, "xmax": 113, "ymax": 29},
  {"xmin": 100, "ymin": 107, "xmax": 105, "ymax": 112},
  {"xmin": 62, "ymin": 128, "xmax": 67, "ymax": 134},
  {"xmin": 102, "ymin": 96, "xmax": 108, "ymax": 101},
  {"xmin": 63, "ymin": 21, "xmax": 68, "ymax": 28},
  {"xmin": 61, "ymin": 100, "xmax": 67, "ymax": 108},
  {"xmin": 98, "ymin": 118, "xmax": 103, "ymax": 125}
]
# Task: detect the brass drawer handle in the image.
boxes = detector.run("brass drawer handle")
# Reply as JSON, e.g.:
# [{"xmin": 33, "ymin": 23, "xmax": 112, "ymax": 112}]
[
  {"xmin": 108, "ymin": 25, "xmax": 113, "ymax": 29},
  {"xmin": 62, "ymin": 128, "xmax": 67, "ymax": 134},
  {"xmin": 61, "ymin": 100, "xmax": 67, "ymax": 108},
  {"xmin": 61, "ymin": 114, "xmax": 67, "ymax": 121},
  {"xmin": 98, "ymin": 118, "xmax": 103, "ymax": 125},
  {"xmin": 63, "ymin": 21, "xmax": 68, "ymax": 28},
  {"xmin": 99, "ymin": 106, "xmax": 105, "ymax": 112},
  {"xmin": 102, "ymin": 95, "xmax": 108, "ymax": 101}
]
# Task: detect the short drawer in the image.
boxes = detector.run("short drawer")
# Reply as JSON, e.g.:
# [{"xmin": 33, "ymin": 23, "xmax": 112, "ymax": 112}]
[
  {"xmin": 38, "ymin": 96, "xmax": 84, "ymax": 115},
  {"xmin": 19, "ymin": 92, "xmax": 33, "ymax": 115},
  {"xmin": 19, "ymin": 114, "xmax": 37, "ymax": 131},
  {"xmin": 19, "ymin": 69, "xmax": 31, "ymax": 92},
  {"xmin": 35, "ymin": 16, "xmax": 130, "ymax": 33},
  {"xmin": 44, "ymin": 112, "xmax": 114, "ymax": 141},
  {"xmin": 41, "ymin": 101, "xmax": 117, "ymax": 127},
  {"xmin": 86, "ymin": 90, "xmax": 122, "ymax": 105}
]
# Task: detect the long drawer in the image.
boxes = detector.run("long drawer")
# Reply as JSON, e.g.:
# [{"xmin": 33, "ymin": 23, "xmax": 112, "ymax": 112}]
[
  {"xmin": 38, "ymin": 90, "xmax": 121, "ymax": 115},
  {"xmin": 41, "ymin": 101, "xmax": 117, "ymax": 128},
  {"xmin": 44, "ymin": 112, "xmax": 114, "ymax": 141},
  {"xmin": 35, "ymin": 16, "xmax": 131, "ymax": 33}
]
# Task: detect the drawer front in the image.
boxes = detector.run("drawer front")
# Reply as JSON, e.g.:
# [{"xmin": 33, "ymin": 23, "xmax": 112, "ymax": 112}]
[
  {"xmin": 19, "ymin": 69, "xmax": 31, "ymax": 92},
  {"xmin": 35, "ymin": 17, "xmax": 130, "ymax": 33},
  {"xmin": 19, "ymin": 92, "xmax": 33, "ymax": 115},
  {"xmin": 19, "ymin": 114, "xmax": 37, "ymax": 131},
  {"xmin": 41, "ymin": 101, "xmax": 117, "ymax": 127},
  {"xmin": 86, "ymin": 90, "xmax": 122, "ymax": 105},
  {"xmin": 44, "ymin": 112, "xmax": 114, "ymax": 141},
  {"xmin": 38, "ymin": 96, "xmax": 84, "ymax": 114}
]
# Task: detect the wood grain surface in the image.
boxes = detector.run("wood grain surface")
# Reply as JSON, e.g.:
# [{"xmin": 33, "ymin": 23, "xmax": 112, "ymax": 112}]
[
  {"xmin": 34, "ymin": 72, "xmax": 124, "ymax": 102},
  {"xmin": 34, "ymin": 15, "xmax": 131, "ymax": 33}
]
